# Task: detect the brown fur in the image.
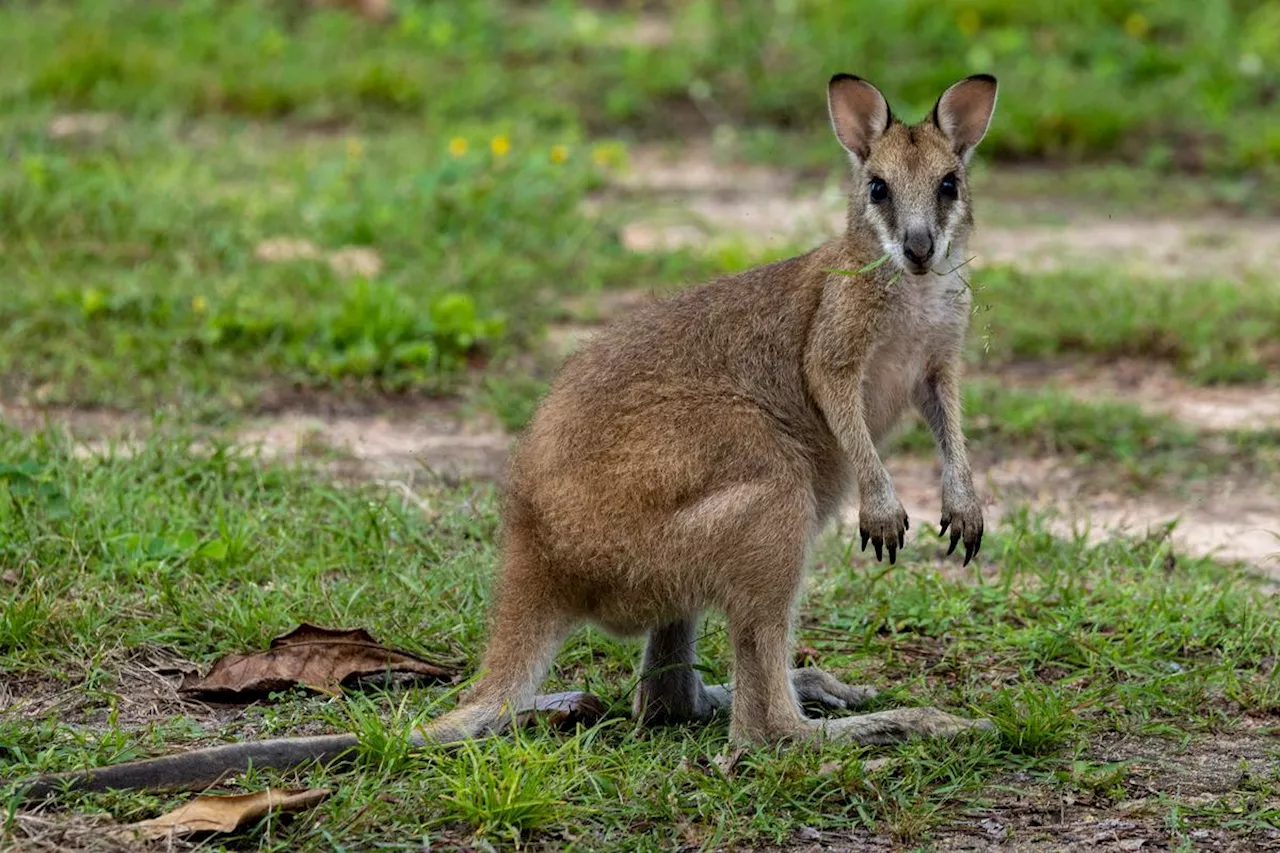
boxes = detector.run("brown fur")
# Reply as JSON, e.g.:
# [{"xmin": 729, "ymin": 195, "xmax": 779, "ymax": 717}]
[{"xmin": 18, "ymin": 74, "xmax": 998, "ymax": 801}]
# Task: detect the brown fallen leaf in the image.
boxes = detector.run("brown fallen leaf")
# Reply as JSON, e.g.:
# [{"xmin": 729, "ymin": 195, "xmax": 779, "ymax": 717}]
[
  {"xmin": 711, "ymin": 747, "xmax": 747, "ymax": 777},
  {"xmin": 516, "ymin": 691, "xmax": 608, "ymax": 730},
  {"xmin": 180, "ymin": 623, "xmax": 452, "ymax": 699},
  {"xmin": 124, "ymin": 788, "xmax": 329, "ymax": 840},
  {"xmin": 793, "ymin": 644, "xmax": 822, "ymax": 666}
]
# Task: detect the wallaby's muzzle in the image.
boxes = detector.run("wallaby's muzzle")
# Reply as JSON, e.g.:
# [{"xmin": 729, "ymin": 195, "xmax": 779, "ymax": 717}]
[{"xmin": 903, "ymin": 228, "xmax": 935, "ymax": 271}]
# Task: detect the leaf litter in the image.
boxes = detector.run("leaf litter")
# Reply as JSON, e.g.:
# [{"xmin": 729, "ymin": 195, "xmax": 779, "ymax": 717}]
[{"xmin": 179, "ymin": 623, "xmax": 453, "ymax": 700}]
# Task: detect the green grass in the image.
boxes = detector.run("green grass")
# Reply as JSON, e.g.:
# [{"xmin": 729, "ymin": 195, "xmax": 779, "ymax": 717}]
[
  {"xmin": 1, "ymin": 1, "xmax": 1278, "ymax": 848},
  {"xmin": 0, "ymin": 118, "xmax": 717, "ymax": 414},
  {"xmin": 2, "ymin": 1, "xmax": 1276, "ymax": 175},
  {"xmin": 973, "ymin": 266, "xmax": 1280, "ymax": 384},
  {"xmin": 0, "ymin": 0, "xmax": 1274, "ymax": 416},
  {"xmin": 3, "ymin": 427, "xmax": 1280, "ymax": 848},
  {"xmin": 665, "ymin": 0, "xmax": 1280, "ymax": 174}
]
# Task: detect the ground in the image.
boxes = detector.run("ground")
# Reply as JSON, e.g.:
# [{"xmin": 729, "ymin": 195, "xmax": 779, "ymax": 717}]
[{"xmin": 3, "ymin": 2, "xmax": 1280, "ymax": 851}]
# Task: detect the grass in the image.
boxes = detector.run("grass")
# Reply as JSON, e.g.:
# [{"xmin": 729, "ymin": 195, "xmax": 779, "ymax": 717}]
[
  {"xmin": 973, "ymin": 266, "xmax": 1280, "ymax": 384},
  {"xmin": 2, "ymin": 1, "xmax": 1276, "ymax": 175},
  {"xmin": 0, "ymin": 118, "xmax": 724, "ymax": 415},
  {"xmin": 0, "ymin": 1, "xmax": 1273, "ymax": 414},
  {"xmin": 3, "ymin": 426, "xmax": 1280, "ymax": 848}
]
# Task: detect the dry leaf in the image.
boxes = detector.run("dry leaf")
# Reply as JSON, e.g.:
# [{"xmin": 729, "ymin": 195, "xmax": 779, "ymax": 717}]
[
  {"xmin": 516, "ymin": 691, "xmax": 608, "ymax": 729},
  {"xmin": 711, "ymin": 747, "xmax": 747, "ymax": 777},
  {"xmin": 1, "ymin": 569, "xmax": 18, "ymax": 585},
  {"xmin": 125, "ymin": 788, "xmax": 329, "ymax": 840},
  {"xmin": 793, "ymin": 644, "xmax": 822, "ymax": 666},
  {"xmin": 180, "ymin": 623, "xmax": 451, "ymax": 699}
]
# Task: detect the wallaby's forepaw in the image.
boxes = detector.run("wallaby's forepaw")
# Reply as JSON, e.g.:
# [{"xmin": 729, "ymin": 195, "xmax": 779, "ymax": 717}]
[
  {"xmin": 792, "ymin": 667, "xmax": 878, "ymax": 711},
  {"xmin": 859, "ymin": 498, "xmax": 910, "ymax": 564},
  {"xmin": 939, "ymin": 496, "xmax": 983, "ymax": 566}
]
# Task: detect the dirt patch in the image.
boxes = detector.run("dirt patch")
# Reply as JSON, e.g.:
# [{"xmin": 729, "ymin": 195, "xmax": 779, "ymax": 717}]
[
  {"xmin": 883, "ymin": 454, "xmax": 1280, "ymax": 574},
  {"xmin": 237, "ymin": 408, "xmax": 510, "ymax": 485},
  {"xmin": 241, "ymin": 407, "xmax": 1280, "ymax": 571},
  {"xmin": 254, "ymin": 237, "xmax": 384, "ymax": 278},
  {"xmin": 0, "ymin": 403, "xmax": 145, "ymax": 442},
  {"xmin": 5, "ymin": 812, "xmax": 169, "ymax": 853},
  {"xmin": 771, "ymin": 729, "xmax": 1280, "ymax": 851}
]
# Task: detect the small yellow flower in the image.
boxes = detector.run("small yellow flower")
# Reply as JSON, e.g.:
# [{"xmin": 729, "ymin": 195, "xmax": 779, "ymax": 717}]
[
  {"xmin": 957, "ymin": 9, "xmax": 981, "ymax": 37},
  {"xmin": 1124, "ymin": 11, "xmax": 1149, "ymax": 38},
  {"xmin": 192, "ymin": 295, "xmax": 208, "ymax": 314},
  {"xmin": 345, "ymin": 137, "xmax": 364, "ymax": 161},
  {"xmin": 490, "ymin": 135, "xmax": 511, "ymax": 158},
  {"xmin": 448, "ymin": 137, "xmax": 468, "ymax": 158},
  {"xmin": 550, "ymin": 144, "xmax": 570, "ymax": 165},
  {"xmin": 591, "ymin": 145, "xmax": 613, "ymax": 168}
]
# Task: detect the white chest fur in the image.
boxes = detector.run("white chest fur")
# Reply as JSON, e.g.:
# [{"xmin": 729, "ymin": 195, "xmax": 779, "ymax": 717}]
[{"xmin": 862, "ymin": 269, "xmax": 971, "ymax": 442}]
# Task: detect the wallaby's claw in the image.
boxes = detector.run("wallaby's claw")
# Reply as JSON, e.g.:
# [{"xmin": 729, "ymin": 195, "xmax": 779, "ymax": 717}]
[
  {"xmin": 860, "ymin": 505, "xmax": 909, "ymax": 564},
  {"xmin": 940, "ymin": 498, "xmax": 983, "ymax": 565}
]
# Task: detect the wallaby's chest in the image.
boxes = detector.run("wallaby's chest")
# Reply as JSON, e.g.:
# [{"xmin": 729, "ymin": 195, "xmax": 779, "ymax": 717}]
[{"xmin": 861, "ymin": 273, "xmax": 971, "ymax": 441}]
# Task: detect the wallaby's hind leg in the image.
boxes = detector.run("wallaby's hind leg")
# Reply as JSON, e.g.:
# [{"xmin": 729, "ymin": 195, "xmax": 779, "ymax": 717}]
[
  {"xmin": 725, "ymin": 594, "xmax": 812, "ymax": 744},
  {"xmin": 418, "ymin": 555, "xmax": 573, "ymax": 744},
  {"xmin": 633, "ymin": 620, "xmax": 878, "ymax": 725},
  {"xmin": 818, "ymin": 707, "xmax": 993, "ymax": 744},
  {"xmin": 633, "ymin": 618, "xmax": 716, "ymax": 723}
]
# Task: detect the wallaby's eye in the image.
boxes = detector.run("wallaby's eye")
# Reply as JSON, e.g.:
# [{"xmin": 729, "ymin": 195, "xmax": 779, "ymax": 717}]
[
  {"xmin": 939, "ymin": 173, "xmax": 959, "ymax": 200},
  {"xmin": 869, "ymin": 177, "xmax": 889, "ymax": 203}
]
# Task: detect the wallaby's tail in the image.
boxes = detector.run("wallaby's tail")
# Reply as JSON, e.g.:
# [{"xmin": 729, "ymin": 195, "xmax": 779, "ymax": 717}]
[{"xmin": 15, "ymin": 734, "xmax": 362, "ymax": 802}]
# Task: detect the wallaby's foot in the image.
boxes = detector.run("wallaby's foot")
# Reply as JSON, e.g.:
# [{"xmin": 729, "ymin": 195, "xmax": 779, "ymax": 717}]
[
  {"xmin": 698, "ymin": 667, "xmax": 877, "ymax": 718},
  {"xmin": 819, "ymin": 706, "xmax": 993, "ymax": 745},
  {"xmin": 632, "ymin": 676, "xmax": 716, "ymax": 722},
  {"xmin": 791, "ymin": 667, "xmax": 878, "ymax": 711}
]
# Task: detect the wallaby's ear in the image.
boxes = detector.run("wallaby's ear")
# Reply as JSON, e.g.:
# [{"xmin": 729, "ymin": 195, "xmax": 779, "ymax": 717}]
[
  {"xmin": 827, "ymin": 74, "xmax": 891, "ymax": 162},
  {"xmin": 932, "ymin": 74, "xmax": 998, "ymax": 162}
]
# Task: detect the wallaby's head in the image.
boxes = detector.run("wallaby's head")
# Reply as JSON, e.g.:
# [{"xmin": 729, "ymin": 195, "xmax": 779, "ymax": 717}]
[{"xmin": 827, "ymin": 74, "xmax": 998, "ymax": 276}]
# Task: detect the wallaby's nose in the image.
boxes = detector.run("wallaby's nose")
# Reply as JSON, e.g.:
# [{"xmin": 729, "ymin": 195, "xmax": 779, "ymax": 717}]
[{"xmin": 903, "ymin": 230, "xmax": 935, "ymax": 268}]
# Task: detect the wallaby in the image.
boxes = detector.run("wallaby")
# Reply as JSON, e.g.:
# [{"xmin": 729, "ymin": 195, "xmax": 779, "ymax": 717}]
[{"xmin": 19, "ymin": 73, "xmax": 997, "ymax": 801}]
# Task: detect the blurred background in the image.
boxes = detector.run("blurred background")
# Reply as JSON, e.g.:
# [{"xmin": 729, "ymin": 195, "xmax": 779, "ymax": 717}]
[{"xmin": 0, "ymin": 0, "xmax": 1276, "ymax": 413}]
